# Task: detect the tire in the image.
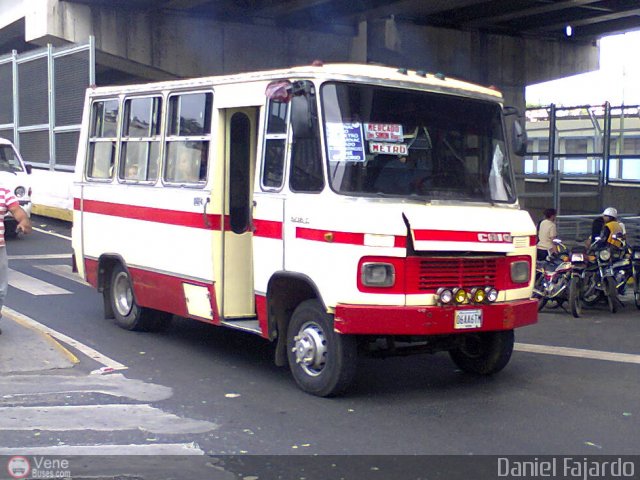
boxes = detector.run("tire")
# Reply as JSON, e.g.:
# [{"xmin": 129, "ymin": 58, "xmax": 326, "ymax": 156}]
[
  {"xmin": 605, "ymin": 276, "xmax": 619, "ymax": 314},
  {"xmin": 569, "ymin": 276, "xmax": 582, "ymax": 318},
  {"xmin": 537, "ymin": 297, "xmax": 548, "ymax": 311},
  {"xmin": 449, "ymin": 330, "xmax": 514, "ymax": 375},
  {"xmin": 532, "ymin": 275, "xmax": 547, "ymax": 311},
  {"xmin": 286, "ymin": 299, "xmax": 357, "ymax": 397},
  {"xmin": 110, "ymin": 264, "xmax": 171, "ymax": 332}
]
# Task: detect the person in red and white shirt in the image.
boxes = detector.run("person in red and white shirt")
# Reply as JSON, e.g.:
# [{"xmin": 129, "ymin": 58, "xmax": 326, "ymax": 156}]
[{"xmin": 0, "ymin": 187, "xmax": 32, "ymax": 334}]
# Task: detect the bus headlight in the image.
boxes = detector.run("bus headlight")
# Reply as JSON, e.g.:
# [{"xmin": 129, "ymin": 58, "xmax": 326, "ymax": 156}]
[
  {"xmin": 14, "ymin": 186, "xmax": 26, "ymax": 198},
  {"xmin": 360, "ymin": 262, "xmax": 395, "ymax": 287},
  {"xmin": 510, "ymin": 260, "xmax": 530, "ymax": 284}
]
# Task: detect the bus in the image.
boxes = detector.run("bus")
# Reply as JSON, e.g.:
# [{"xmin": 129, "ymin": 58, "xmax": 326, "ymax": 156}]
[{"xmin": 71, "ymin": 63, "xmax": 537, "ymax": 396}]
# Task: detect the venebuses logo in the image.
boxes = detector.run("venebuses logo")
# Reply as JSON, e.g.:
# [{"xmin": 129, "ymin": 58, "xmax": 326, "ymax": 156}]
[{"xmin": 7, "ymin": 456, "xmax": 30, "ymax": 479}]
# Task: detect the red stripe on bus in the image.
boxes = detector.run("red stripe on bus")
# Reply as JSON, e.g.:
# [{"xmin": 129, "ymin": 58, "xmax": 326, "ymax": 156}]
[
  {"xmin": 296, "ymin": 227, "xmax": 406, "ymax": 248},
  {"xmin": 413, "ymin": 229, "xmax": 512, "ymax": 243},
  {"xmin": 296, "ymin": 227, "xmax": 364, "ymax": 245},
  {"xmin": 253, "ymin": 219, "xmax": 283, "ymax": 239},
  {"xmin": 74, "ymin": 198, "xmax": 223, "ymax": 230}
]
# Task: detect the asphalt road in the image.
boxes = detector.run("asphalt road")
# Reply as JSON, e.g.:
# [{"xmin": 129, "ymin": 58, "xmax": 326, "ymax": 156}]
[{"xmin": 1, "ymin": 216, "xmax": 639, "ymax": 478}]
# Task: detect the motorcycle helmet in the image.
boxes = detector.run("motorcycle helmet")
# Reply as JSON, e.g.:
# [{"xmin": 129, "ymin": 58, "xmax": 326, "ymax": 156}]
[{"xmin": 602, "ymin": 207, "xmax": 617, "ymax": 218}]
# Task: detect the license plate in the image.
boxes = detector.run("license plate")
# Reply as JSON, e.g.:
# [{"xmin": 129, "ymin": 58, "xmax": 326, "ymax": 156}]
[{"xmin": 454, "ymin": 309, "xmax": 483, "ymax": 329}]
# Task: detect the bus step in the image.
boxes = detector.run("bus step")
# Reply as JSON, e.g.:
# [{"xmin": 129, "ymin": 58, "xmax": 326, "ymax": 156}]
[{"xmin": 220, "ymin": 319, "xmax": 261, "ymax": 335}]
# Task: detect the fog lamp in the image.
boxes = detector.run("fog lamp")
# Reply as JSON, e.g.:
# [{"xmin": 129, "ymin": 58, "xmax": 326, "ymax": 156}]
[
  {"xmin": 453, "ymin": 288, "xmax": 468, "ymax": 304},
  {"xmin": 484, "ymin": 287, "xmax": 498, "ymax": 303},
  {"xmin": 470, "ymin": 287, "xmax": 486, "ymax": 303},
  {"xmin": 437, "ymin": 287, "xmax": 453, "ymax": 305}
]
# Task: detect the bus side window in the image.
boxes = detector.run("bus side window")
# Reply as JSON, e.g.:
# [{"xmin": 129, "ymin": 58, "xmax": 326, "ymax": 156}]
[
  {"xmin": 87, "ymin": 99, "xmax": 119, "ymax": 180},
  {"xmin": 164, "ymin": 92, "xmax": 212, "ymax": 185},
  {"xmin": 261, "ymin": 99, "xmax": 288, "ymax": 190},
  {"xmin": 120, "ymin": 96, "xmax": 162, "ymax": 182}
]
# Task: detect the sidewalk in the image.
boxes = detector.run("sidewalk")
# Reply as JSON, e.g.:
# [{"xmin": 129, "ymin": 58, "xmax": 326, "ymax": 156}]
[{"xmin": 0, "ymin": 308, "xmax": 78, "ymax": 375}]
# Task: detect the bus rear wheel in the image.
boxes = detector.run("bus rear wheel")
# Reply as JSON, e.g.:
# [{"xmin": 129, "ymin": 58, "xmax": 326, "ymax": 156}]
[
  {"xmin": 449, "ymin": 330, "xmax": 514, "ymax": 375},
  {"xmin": 109, "ymin": 264, "xmax": 171, "ymax": 332},
  {"xmin": 286, "ymin": 299, "xmax": 357, "ymax": 397}
]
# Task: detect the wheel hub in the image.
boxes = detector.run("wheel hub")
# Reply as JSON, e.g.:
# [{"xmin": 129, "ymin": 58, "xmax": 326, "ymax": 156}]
[
  {"xmin": 293, "ymin": 323, "xmax": 327, "ymax": 376},
  {"xmin": 113, "ymin": 272, "xmax": 133, "ymax": 317}
]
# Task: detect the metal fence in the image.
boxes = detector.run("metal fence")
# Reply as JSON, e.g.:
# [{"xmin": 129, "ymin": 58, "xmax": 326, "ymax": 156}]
[
  {"xmin": 0, "ymin": 39, "xmax": 94, "ymax": 171},
  {"xmin": 556, "ymin": 215, "xmax": 640, "ymax": 247}
]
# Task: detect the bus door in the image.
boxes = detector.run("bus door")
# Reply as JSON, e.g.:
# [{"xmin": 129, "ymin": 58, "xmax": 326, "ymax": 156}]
[{"xmin": 221, "ymin": 108, "xmax": 258, "ymax": 319}]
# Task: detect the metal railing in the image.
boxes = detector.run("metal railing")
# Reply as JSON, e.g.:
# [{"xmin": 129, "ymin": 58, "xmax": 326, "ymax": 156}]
[{"xmin": 556, "ymin": 215, "xmax": 640, "ymax": 246}]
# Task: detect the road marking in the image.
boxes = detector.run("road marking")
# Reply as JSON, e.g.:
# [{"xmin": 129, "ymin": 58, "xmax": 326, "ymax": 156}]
[
  {"xmin": 0, "ymin": 373, "xmax": 172, "ymax": 403},
  {"xmin": 515, "ymin": 342, "xmax": 640, "ymax": 365},
  {"xmin": 0, "ymin": 443, "xmax": 205, "ymax": 455},
  {"xmin": 2, "ymin": 307, "xmax": 127, "ymax": 372},
  {"xmin": 34, "ymin": 263, "xmax": 90, "ymax": 286},
  {"xmin": 8, "ymin": 253, "xmax": 71, "ymax": 260},
  {"xmin": 8, "ymin": 269, "xmax": 72, "ymax": 295},
  {"xmin": 32, "ymin": 226, "xmax": 72, "ymax": 241},
  {"xmin": 0, "ymin": 404, "xmax": 218, "ymax": 434}
]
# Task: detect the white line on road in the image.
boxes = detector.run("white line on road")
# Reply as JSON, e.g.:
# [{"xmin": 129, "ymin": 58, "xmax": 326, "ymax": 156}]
[
  {"xmin": 0, "ymin": 404, "xmax": 218, "ymax": 434},
  {"xmin": 35, "ymin": 263, "xmax": 90, "ymax": 286},
  {"xmin": 2, "ymin": 307, "xmax": 127, "ymax": 372},
  {"xmin": 0, "ymin": 442, "xmax": 205, "ymax": 455},
  {"xmin": 8, "ymin": 269, "xmax": 72, "ymax": 295},
  {"xmin": 8, "ymin": 253, "xmax": 72, "ymax": 260},
  {"xmin": 32, "ymin": 226, "xmax": 71, "ymax": 241},
  {"xmin": 515, "ymin": 342, "xmax": 640, "ymax": 365}
]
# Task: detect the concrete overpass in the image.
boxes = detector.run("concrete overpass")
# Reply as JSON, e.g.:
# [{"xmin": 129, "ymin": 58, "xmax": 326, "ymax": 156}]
[{"xmin": 0, "ymin": 0, "xmax": 638, "ymax": 219}]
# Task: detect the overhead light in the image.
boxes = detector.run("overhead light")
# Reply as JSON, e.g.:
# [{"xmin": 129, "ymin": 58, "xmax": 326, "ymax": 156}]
[{"xmin": 565, "ymin": 25, "xmax": 573, "ymax": 37}]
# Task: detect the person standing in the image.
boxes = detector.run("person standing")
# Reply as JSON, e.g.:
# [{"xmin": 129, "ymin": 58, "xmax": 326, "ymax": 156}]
[
  {"xmin": 0, "ymin": 186, "xmax": 32, "ymax": 334},
  {"xmin": 536, "ymin": 208, "xmax": 557, "ymax": 261}
]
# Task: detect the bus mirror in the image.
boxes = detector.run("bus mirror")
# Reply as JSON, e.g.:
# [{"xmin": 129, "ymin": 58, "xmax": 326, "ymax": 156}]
[{"xmin": 512, "ymin": 117, "xmax": 527, "ymax": 156}]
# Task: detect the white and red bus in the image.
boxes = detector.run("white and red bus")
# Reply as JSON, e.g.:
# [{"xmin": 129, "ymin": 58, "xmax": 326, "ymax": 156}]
[{"xmin": 72, "ymin": 63, "xmax": 537, "ymax": 396}]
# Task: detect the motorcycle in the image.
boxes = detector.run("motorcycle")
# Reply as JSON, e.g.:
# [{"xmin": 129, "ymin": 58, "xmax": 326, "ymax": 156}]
[
  {"xmin": 580, "ymin": 235, "xmax": 626, "ymax": 313},
  {"xmin": 567, "ymin": 247, "xmax": 587, "ymax": 318},
  {"xmin": 632, "ymin": 246, "xmax": 640, "ymax": 309},
  {"xmin": 533, "ymin": 239, "xmax": 573, "ymax": 312}
]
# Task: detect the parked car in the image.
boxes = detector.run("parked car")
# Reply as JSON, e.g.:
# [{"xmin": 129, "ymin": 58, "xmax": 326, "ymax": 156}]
[{"xmin": 0, "ymin": 138, "xmax": 32, "ymax": 238}]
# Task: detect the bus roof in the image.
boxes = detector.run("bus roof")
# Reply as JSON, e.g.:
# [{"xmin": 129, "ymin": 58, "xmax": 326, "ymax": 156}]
[{"xmin": 87, "ymin": 62, "xmax": 503, "ymax": 102}]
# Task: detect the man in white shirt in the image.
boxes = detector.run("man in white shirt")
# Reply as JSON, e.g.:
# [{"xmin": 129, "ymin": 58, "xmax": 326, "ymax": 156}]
[{"xmin": 536, "ymin": 208, "xmax": 557, "ymax": 261}]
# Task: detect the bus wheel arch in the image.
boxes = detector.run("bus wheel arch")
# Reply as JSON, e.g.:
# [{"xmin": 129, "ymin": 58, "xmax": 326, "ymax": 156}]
[
  {"xmin": 266, "ymin": 273, "xmax": 325, "ymax": 367},
  {"xmin": 99, "ymin": 256, "xmax": 170, "ymax": 332},
  {"xmin": 266, "ymin": 274, "xmax": 357, "ymax": 396}
]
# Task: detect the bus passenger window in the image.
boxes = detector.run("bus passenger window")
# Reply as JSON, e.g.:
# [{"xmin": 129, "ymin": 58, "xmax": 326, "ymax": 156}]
[
  {"xmin": 119, "ymin": 96, "xmax": 162, "ymax": 182},
  {"xmin": 164, "ymin": 92, "xmax": 212, "ymax": 186},
  {"xmin": 87, "ymin": 99, "xmax": 118, "ymax": 180}
]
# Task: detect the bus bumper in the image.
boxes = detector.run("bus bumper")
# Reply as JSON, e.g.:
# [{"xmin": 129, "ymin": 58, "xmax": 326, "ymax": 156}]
[{"xmin": 333, "ymin": 299, "xmax": 538, "ymax": 335}]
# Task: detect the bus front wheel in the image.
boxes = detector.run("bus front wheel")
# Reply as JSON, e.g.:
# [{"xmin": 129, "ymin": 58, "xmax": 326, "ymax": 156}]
[
  {"xmin": 286, "ymin": 299, "xmax": 357, "ymax": 397},
  {"xmin": 109, "ymin": 264, "xmax": 170, "ymax": 332}
]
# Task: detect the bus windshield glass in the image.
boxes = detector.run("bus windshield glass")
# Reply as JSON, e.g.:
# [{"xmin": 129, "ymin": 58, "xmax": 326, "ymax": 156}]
[{"xmin": 320, "ymin": 82, "xmax": 515, "ymax": 203}]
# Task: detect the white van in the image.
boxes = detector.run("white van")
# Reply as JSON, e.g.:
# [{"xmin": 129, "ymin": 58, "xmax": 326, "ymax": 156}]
[{"xmin": 0, "ymin": 138, "xmax": 33, "ymax": 238}]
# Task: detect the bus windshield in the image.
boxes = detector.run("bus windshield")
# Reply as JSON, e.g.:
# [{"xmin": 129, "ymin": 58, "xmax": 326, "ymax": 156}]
[{"xmin": 320, "ymin": 82, "xmax": 515, "ymax": 203}]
